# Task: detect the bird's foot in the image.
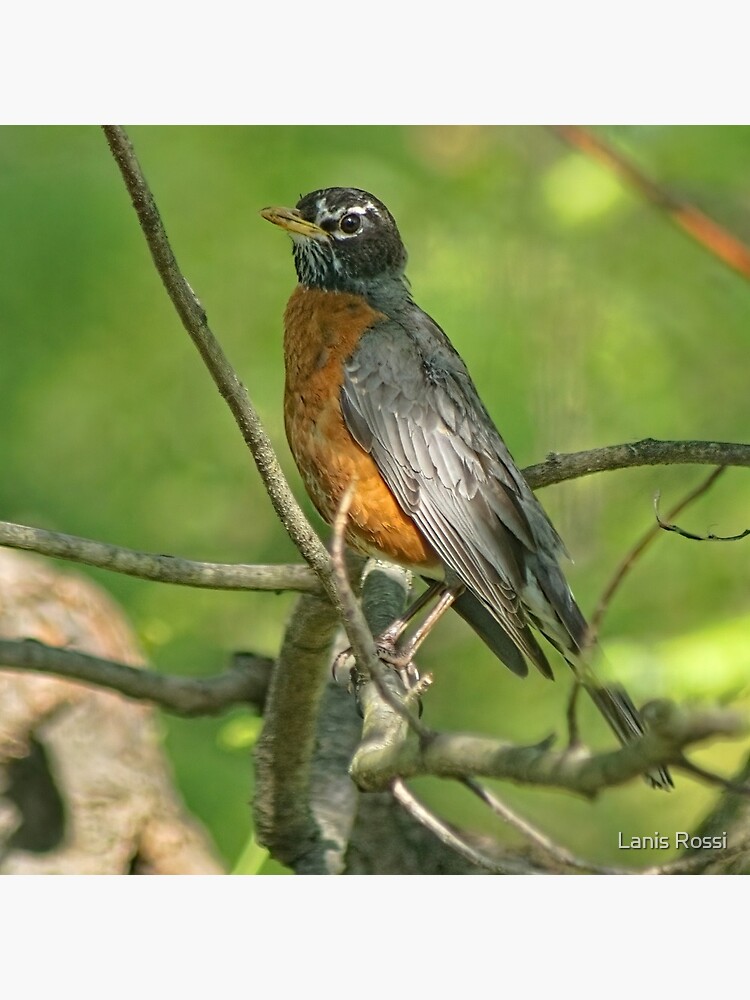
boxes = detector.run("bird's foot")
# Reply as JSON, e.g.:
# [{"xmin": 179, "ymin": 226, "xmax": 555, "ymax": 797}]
[
  {"xmin": 375, "ymin": 636, "xmax": 421, "ymax": 690},
  {"xmin": 332, "ymin": 635, "xmax": 421, "ymax": 692}
]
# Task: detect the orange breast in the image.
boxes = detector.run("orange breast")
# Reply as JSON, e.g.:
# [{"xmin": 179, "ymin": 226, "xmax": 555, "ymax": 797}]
[{"xmin": 283, "ymin": 286, "xmax": 439, "ymax": 572}]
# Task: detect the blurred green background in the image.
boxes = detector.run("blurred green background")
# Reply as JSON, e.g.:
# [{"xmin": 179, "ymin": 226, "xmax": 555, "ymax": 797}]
[{"xmin": 1, "ymin": 126, "xmax": 748, "ymax": 871}]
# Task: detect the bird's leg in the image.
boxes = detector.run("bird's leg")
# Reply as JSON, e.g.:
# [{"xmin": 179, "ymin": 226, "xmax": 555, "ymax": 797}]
[
  {"xmin": 370, "ymin": 580, "xmax": 445, "ymax": 689},
  {"xmin": 380, "ymin": 583, "xmax": 464, "ymax": 671},
  {"xmin": 333, "ymin": 580, "xmax": 454, "ymax": 690},
  {"xmin": 376, "ymin": 580, "xmax": 445, "ymax": 647}
]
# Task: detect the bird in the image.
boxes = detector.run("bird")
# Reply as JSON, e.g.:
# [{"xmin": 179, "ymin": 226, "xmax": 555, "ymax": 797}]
[{"xmin": 261, "ymin": 186, "xmax": 672, "ymax": 789}]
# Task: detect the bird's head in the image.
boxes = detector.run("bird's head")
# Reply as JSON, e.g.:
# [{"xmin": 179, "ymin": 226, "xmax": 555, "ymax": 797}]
[{"xmin": 261, "ymin": 187, "xmax": 408, "ymax": 303}]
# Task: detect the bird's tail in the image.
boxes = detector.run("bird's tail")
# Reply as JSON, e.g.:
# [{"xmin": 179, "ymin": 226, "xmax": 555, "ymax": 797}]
[
  {"xmin": 454, "ymin": 582, "xmax": 673, "ymax": 789},
  {"xmin": 526, "ymin": 562, "xmax": 673, "ymax": 790},
  {"xmin": 582, "ymin": 679, "xmax": 673, "ymax": 790},
  {"xmin": 550, "ymin": 622, "xmax": 673, "ymax": 790},
  {"xmin": 452, "ymin": 589, "xmax": 553, "ymax": 679}
]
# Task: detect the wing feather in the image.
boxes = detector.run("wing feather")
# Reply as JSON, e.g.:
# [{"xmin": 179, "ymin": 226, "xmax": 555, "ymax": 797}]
[
  {"xmin": 340, "ymin": 311, "xmax": 671, "ymax": 785},
  {"xmin": 341, "ymin": 316, "xmax": 566, "ymax": 673}
]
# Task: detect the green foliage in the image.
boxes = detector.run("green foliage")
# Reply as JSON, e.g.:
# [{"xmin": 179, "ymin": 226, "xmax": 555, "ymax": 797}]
[{"xmin": 1, "ymin": 126, "xmax": 748, "ymax": 868}]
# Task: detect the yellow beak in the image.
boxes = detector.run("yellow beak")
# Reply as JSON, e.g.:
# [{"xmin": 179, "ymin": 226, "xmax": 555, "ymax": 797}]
[{"xmin": 260, "ymin": 206, "xmax": 328, "ymax": 239}]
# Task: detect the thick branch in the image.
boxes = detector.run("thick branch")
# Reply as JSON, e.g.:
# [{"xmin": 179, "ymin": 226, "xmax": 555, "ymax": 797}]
[
  {"xmin": 351, "ymin": 697, "xmax": 746, "ymax": 796},
  {"xmin": 0, "ymin": 521, "xmax": 320, "ymax": 593},
  {"xmin": 0, "ymin": 638, "xmax": 272, "ymax": 716},
  {"xmin": 307, "ymin": 562, "xmax": 414, "ymax": 875},
  {"xmin": 252, "ymin": 593, "xmax": 341, "ymax": 870},
  {"xmin": 252, "ymin": 554, "xmax": 415, "ymax": 874}
]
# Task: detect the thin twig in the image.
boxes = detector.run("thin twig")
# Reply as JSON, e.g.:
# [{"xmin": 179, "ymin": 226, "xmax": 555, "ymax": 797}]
[
  {"xmin": 676, "ymin": 756, "xmax": 750, "ymax": 796},
  {"xmin": 549, "ymin": 126, "xmax": 750, "ymax": 282},
  {"xmin": 645, "ymin": 838, "xmax": 750, "ymax": 876},
  {"xmin": 391, "ymin": 779, "xmax": 538, "ymax": 874},
  {"xmin": 101, "ymin": 126, "xmax": 336, "ymax": 596},
  {"xmin": 655, "ymin": 492, "xmax": 750, "ymax": 543},
  {"xmin": 0, "ymin": 520, "xmax": 320, "ymax": 593},
  {"xmin": 461, "ymin": 777, "xmax": 630, "ymax": 874},
  {"xmin": 589, "ymin": 467, "xmax": 726, "ymax": 636},
  {"xmin": 330, "ymin": 484, "xmax": 382, "ymax": 676},
  {"xmin": 455, "ymin": 776, "xmax": 748, "ymax": 875},
  {"xmin": 0, "ymin": 638, "xmax": 272, "ymax": 715}
]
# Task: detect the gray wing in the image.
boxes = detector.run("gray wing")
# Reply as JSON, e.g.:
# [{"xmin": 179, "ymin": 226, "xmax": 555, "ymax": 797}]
[
  {"xmin": 341, "ymin": 312, "xmax": 672, "ymax": 788},
  {"xmin": 340, "ymin": 312, "xmax": 584, "ymax": 676}
]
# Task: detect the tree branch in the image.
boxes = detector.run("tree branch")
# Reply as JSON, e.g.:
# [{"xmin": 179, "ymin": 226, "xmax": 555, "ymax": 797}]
[
  {"xmin": 0, "ymin": 638, "xmax": 272, "ymax": 716},
  {"xmin": 4, "ymin": 439, "xmax": 748, "ymax": 596},
  {"xmin": 102, "ymin": 126, "xmax": 336, "ymax": 596},
  {"xmin": 549, "ymin": 126, "xmax": 750, "ymax": 282},
  {"xmin": 351, "ymin": 696, "xmax": 747, "ymax": 797},
  {"xmin": 307, "ymin": 562, "xmax": 414, "ymax": 875},
  {"xmin": 252, "ymin": 593, "xmax": 341, "ymax": 871},
  {"xmin": 683, "ymin": 756, "xmax": 750, "ymax": 874},
  {"xmin": 0, "ymin": 520, "xmax": 320, "ymax": 594},
  {"xmin": 460, "ymin": 776, "xmax": 627, "ymax": 874},
  {"xmin": 391, "ymin": 779, "xmax": 537, "ymax": 874},
  {"xmin": 524, "ymin": 438, "xmax": 750, "ymax": 490},
  {"xmin": 589, "ymin": 467, "xmax": 726, "ymax": 637}
]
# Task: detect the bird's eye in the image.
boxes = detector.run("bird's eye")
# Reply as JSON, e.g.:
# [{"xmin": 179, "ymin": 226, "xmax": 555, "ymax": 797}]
[{"xmin": 339, "ymin": 212, "xmax": 362, "ymax": 235}]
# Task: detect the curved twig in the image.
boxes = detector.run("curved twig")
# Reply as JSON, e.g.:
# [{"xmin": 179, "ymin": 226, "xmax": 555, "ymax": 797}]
[
  {"xmin": 655, "ymin": 493, "xmax": 750, "ymax": 543},
  {"xmin": 461, "ymin": 776, "xmax": 632, "ymax": 874},
  {"xmin": 391, "ymin": 779, "xmax": 538, "ymax": 874},
  {"xmin": 589, "ymin": 467, "xmax": 726, "ymax": 637}
]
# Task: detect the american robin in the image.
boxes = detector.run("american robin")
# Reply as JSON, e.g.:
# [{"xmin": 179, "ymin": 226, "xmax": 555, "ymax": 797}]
[{"xmin": 262, "ymin": 187, "xmax": 671, "ymax": 790}]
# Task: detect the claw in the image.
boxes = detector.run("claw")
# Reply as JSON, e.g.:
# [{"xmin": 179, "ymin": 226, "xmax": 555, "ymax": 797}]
[
  {"xmin": 375, "ymin": 644, "xmax": 420, "ymax": 690},
  {"xmin": 332, "ymin": 637, "xmax": 421, "ymax": 693},
  {"xmin": 332, "ymin": 646, "xmax": 356, "ymax": 688}
]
